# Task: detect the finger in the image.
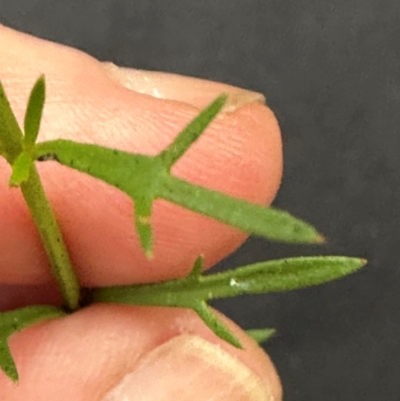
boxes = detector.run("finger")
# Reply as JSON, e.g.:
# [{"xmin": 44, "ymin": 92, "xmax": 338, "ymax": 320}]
[
  {"xmin": 0, "ymin": 25, "xmax": 282, "ymax": 287},
  {"xmin": 0, "ymin": 305, "xmax": 282, "ymax": 401}
]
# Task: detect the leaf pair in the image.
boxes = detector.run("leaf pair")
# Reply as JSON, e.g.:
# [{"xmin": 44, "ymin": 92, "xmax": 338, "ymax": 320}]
[
  {"xmin": 91, "ymin": 255, "xmax": 366, "ymax": 348},
  {"xmin": 0, "ymin": 75, "xmax": 44, "ymax": 177},
  {"xmin": 8, "ymin": 76, "xmax": 45, "ymax": 187},
  {"xmin": 34, "ymin": 94, "xmax": 323, "ymax": 257}
]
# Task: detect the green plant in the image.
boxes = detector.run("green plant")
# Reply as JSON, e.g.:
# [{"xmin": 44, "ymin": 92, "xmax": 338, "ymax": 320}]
[{"xmin": 0, "ymin": 76, "xmax": 366, "ymax": 382}]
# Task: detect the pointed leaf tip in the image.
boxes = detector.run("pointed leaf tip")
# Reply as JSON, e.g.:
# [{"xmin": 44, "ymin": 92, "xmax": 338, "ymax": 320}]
[
  {"xmin": 0, "ymin": 344, "xmax": 19, "ymax": 382},
  {"xmin": 188, "ymin": 255, "xmax": 204, "ymax": 278},
  {"xmin": 145, "ymin": 248, "xmax": 154, "ymax": 259},
  {"xmin": 160, "ymin": 178, "xmax": 325, "ymax": 245},
  {"xmin": 134, "ymin": 200, "xmax": 154, "ymax": 259},
  {"xmin": 246, "ymin": 328, "xmax": 276, "ymax": 344},
  {"xmin": 193, "ymin": 302, "xmax": 242, "ymax": 349},
  {"xmin": 158, "ymin": 94, "xmax": 228, "ymax": 168}
]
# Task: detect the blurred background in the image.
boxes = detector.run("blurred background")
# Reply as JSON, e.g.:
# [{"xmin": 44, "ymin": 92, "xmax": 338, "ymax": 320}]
[{"xmin": 1, "ymin": 1, "xmax": 399, "ymax": 400}]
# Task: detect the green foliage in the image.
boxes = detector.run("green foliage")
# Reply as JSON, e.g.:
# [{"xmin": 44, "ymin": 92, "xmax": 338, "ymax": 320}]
[
  {"xmin": 33, "ymin": 92, "xmax": 322, "ymax": 256},
  {"xmin": 34, "ymin": 138, "xmax": 323, "ymax": 254},
  {"xmin": 0, "ymin": 76, "xmax": 367, "ymax": 383},
  {"xmin": 91, "ymin": 255, "xmax": 366, "ymax": 347}
]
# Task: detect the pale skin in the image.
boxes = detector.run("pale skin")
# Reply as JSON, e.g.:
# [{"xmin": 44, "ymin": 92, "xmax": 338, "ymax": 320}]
[{"xmin": 0, "ymin": 24, "xmax": 283, "ymax": 400}]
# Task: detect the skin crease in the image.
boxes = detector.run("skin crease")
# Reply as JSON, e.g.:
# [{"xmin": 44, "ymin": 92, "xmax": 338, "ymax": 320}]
[{"xmin": 0, "ymin": 24, "xmax": 283, "ymax": 400}]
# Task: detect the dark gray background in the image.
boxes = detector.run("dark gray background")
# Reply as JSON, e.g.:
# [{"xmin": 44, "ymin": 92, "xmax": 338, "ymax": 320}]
[{"xmin": 1, "ymin": 1, "xmax": 399, "ymax": 400}]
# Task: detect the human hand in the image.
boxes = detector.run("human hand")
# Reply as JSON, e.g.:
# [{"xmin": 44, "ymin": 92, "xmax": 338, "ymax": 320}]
[{"xmin": 0, "ymin": 24, "xmax": 283, "ymax": 400}]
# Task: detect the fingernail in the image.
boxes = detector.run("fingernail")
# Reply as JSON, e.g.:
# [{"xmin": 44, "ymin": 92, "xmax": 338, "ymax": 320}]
[
  {"xmin": 102, "ymin": 62, "xmax": 266, "ymax": 112},
  {"xmin": 101, "ymin": 335, "xmax": 273, "ymax": 401}
]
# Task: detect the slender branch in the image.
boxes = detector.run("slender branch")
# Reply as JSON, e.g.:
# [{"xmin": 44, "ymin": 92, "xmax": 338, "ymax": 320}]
[
  {"xmin": 19, "ymin": 165, "xmax": 80, "ymax": 311},
  {"xmin": 1, "ymin": 78, "xmax": 80, "ymax": 311}
]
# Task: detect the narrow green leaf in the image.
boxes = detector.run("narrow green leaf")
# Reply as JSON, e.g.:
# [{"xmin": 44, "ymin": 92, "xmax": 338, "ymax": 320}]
[
  {"xmin": 24, "ymin": 76, "xmax": 45, "ymax": 147},
  {"xmin": 200, "ymin": 256, "xmax": 367, "ymax": 299},
  {"xmin": 160, "ymin": 175, "xmax": 324, "ymax": 244},
  {"xmin": 92, "ymin": 257, "xmax": 366, "ymax": 306},
  {"xmin": 9, "ymin": 152, "xmax": 33, "ymax": 187},
  {"xmin": 134, "ymin": 198, "xmax": 153, "ymax": 258},
  {"xmin": 158, "ymin": 95, "xmax": 227, "ymax": 169},
  {"xmin": 0, "ymin": 81, "xmax": 24, "ymax": 163},
  {"xmin": 193, "ymin": 302, "xmax": 242, "ymax": 348},
  {"xmin": 0, "ymin": 343, "xmax": 18, "ymax": 384},
  {"xmin": 0, "ymin": 306, "xmax": 65, "ymax": 382},
  {"xmin": 36, "ymin": 138, "xmax": 323, "ymax": 254},
  {"xmin": 246, "ymin": 328, "xmax": 276, "ymax": 344}
]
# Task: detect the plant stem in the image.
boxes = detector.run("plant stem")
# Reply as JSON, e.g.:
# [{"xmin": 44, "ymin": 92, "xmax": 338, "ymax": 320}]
[
  {"xmin": 1, "ymin": 79, "xmax": 80, "ymax": 310},
  {"xmin": 20, "ymin": 165, "xmax": 80, "ymax": 310}
]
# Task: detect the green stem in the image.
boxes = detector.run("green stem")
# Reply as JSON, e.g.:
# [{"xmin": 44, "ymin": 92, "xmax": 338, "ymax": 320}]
[
  {"xmin": 20, "ymin": 166, "xmax": 80, "ymax": 311},
  {"xmin": 1, "ymin": 79, "xmax": 80, "ymax": 310}
]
